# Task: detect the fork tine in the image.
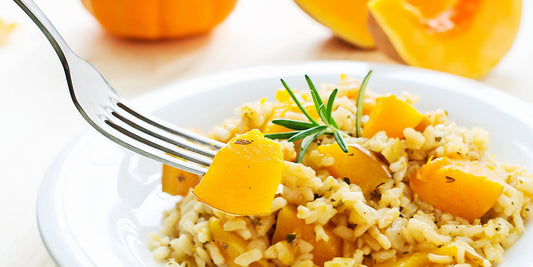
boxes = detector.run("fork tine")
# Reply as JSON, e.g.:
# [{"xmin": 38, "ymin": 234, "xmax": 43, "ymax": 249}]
[
  {"xmin": 105, "ymin": 118, "xmax": 213, "ymax": 168},
  {"xmin": 100, "ymin": 117, "xmax": 210, "ymax": 175},
  {"xmin": 110, "ymin": 105, "xmax": 218, "ymax": 158},
  {"xmin": 116, "ymin": 102, "xmax": 226, "ymax": 150}
]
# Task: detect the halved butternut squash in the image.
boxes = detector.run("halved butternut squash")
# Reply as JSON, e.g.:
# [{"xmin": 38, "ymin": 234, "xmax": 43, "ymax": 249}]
[
  {"xmin": 410, "ymin": 157, "xmax": 503, "ymax": 221},
  {"xmin": 192, "ymin": 129, "xmax": 284, "ymax": 215},
  {"xmin": 317, "ymin": 143, "xmax": 391, "ymax": 195},
  {"xmin": 293, "ymin": 0, "xmax": 375, "ymax": 48},
  {"xmin": 367, "ymin": 0, "xmax": 521, "ymax": 78}
]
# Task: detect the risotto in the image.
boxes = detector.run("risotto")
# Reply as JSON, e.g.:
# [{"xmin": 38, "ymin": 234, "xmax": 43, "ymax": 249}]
[{"xmin": 148, "ymin": 74, "xmax": 533, "ymax": 267}]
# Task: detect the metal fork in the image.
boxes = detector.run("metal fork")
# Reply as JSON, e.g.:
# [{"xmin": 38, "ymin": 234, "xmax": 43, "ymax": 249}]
[{"xmin": 14, "ymin": 0, "xmax": 225, "ymax": 175}]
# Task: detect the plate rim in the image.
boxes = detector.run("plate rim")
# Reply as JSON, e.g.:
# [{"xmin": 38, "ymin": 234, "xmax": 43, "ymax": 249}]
[{"xmin": 36, "ymin": 60, "xmax": 533, "ymax": 266}]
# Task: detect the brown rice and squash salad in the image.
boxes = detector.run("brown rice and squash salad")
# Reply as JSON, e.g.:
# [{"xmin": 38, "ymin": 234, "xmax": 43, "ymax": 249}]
[{"xmin": 148, "ymin": 74, "xmax": 533, "ymax": 267}]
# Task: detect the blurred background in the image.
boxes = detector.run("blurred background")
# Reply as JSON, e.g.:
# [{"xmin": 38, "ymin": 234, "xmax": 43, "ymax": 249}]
[{"xmin": 0, "ymin": 0, "xmax": 531, "ymax": 265}]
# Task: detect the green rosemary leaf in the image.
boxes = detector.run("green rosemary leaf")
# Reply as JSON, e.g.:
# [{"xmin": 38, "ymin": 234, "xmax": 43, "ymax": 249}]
[
  {"xmin": 288, "ymin": 125, "xmax": 328, "ymax": 142},
  {"xmin": 305, "ymin": 75, "xmax": 326, "ymax": 113},
  {"xmin": 271, "ymin": 119, "xmax": 315, "ymax": 130},
  {"xmin": 270, "ymin": 75, "xmax": 353, "ymax": 162},
  {"xmin": 326, "ymin": 89, "xmax": 339, "ymax": 128},
  {"xmin": 356, "ymin": 70, "xmax": 373, "ymax": 138},
  {"xmin": 281, "ymin": 79, "xmax": 318, "ymax": 125},
  {"xmin": 264, "ymin": 131, "xmax": 299, "ymax": 139},
  {"xmin": 297, "ymin": 131, "xmax": 325, "ymax": 163},
  {"xmin": 334, "ymin": 130, "xmax": 349, "ymax": 153},
  {"xmin": 317, "ymin": 103, "xmax": 329, "ymax": 126}
]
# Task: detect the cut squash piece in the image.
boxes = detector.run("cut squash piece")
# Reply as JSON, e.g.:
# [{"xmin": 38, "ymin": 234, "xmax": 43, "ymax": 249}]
[
  {"xmin": 272, "ymin": 204, "xmax": 342, "ymax": 266},
  {"xmin": 363, "ymin": 94, "xmax": 427, "ymax": 139},
  {"xmin": 317, "ymin": 143, "xmax": 391, "ymax": 195},
  {"xmin": 161, "ymin": 164, "xmax": 200, "ymax": 196},
  {"xmin": 192, "ymin": 129, "xmax": 284, "ymax": 215},
  {"xmin": 367, "ymin": 0, "xmax": 521, "ymax": 78},
  {"xmin": 410, "ymin": 157, "xmax": 503, "ymax": 221},
  {"xmin": 209, "ymin": 217, "xmax": 270, "ymax": 267},
  {"xmin": 293, "ymin": 0, "xmax": 375, "ymax": 48}
]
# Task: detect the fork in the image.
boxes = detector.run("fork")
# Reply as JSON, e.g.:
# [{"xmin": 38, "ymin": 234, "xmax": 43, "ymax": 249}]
[{"xmin": 14, "ymin": 0, "xmax": 225, "ymax": 175}]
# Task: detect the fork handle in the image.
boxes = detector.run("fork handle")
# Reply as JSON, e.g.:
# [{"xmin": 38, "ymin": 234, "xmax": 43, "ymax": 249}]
[{"xmin": 14, "ymin": 0, "xmax": 73, "ymax": 67}]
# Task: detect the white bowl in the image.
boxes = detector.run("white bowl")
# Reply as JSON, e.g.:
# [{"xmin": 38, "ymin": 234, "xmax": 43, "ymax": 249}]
[{"xmin": 37, "ymin": 61, "xmax": 533, "ymax": 266}]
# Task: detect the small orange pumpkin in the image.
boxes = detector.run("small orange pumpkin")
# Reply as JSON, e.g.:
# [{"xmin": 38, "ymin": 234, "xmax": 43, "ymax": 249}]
[{"xmin": 81, "ymin": 0, "xmax": 238, "ymax": 40}]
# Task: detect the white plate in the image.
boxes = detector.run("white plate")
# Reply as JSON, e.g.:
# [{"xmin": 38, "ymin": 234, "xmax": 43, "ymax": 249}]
[{"xmin": 38, "ymin": 61, "xmax": 533, "ymax": 266}]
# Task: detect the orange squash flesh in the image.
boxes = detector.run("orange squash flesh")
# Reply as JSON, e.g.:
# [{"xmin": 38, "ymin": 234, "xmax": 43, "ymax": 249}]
[
  {"xmin": 293, "ymin": 0, "xmax": 375, "ymax": 48},
  {"xmin": 209, "ymin": 218, "xmax": 269, "ymax": 267},
  {"xmin": 363, "ymin": 94, "xmax": 428, "ymax": 139},
  {"xmin": 317, "ymin": 143, "xmax": 391, "ymax": 195},
  {"xmin": 272, "ymin": 204, "xmax": 342, "ymax": 266},
  {"xmin": 161, "ymin": 165, "xmax": 200, "ymax": 196},
  {"xmin": 367, "ymin": 0, "xmax": 521, "ymax": 79},
  {"xmin": 192, "ymin": 129, "xmax": 284, "ymax": 215},
  {"xmin": 81, "ymin": 0, "xmax": 237, "ymax": 40},
  {"xmin": 410, "ymin": 157, "xmax": 503, "ymax": 221}
]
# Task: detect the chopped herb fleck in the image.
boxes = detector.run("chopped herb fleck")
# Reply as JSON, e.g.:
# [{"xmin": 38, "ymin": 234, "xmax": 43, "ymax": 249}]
[
  {"xmin": 286, "ymin": 233, "xmax": 297, "ymax": 244},
  {"xmin": 445, "ymin": 176, "xmax": 456, "ymax": 183},
  {"xmin": 234, "ymin": 139, "xmax": 252, "ymax": 145},
  {"xmin": 369, "ymin": 189, "xmax": 380, "ymax": 199}
]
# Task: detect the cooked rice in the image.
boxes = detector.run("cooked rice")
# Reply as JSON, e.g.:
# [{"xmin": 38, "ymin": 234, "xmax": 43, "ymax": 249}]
[{"xmin": 149, "ymin": 75, "xmax": 533, "ymax": 266}]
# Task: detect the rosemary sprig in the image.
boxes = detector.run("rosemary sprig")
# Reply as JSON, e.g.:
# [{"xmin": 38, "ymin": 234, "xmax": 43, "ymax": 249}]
[
  {"xmin": 355, "ymin": 70, "xmax": 373, "ymax": 137},
  {"xmin": 264, "ymin": 75, "xmax": 349, "ymax": 163}
]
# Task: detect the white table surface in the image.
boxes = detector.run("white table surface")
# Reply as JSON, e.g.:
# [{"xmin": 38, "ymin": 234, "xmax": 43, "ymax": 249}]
[{"xmin": 0, "ymin": 0, "xmax": 531, "ymax": 266}]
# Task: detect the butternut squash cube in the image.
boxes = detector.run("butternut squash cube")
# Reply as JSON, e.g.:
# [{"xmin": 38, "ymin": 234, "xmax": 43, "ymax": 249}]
[
  {"xmin": 161, "ymin": 165, "xmax": 200, "ymax": 196},
  {"xmin": 193, "ymin": 129, "xmax": 284, "ymax": 215},
  {"xmin": 362, "ymin": 94, "xmax": 427, "ymax": 139},
  {"xmin": 209, "ymin": 217, "xmax": 271, "ymax": 267},
  {"xmin": 410, "ymin": 157, "xmax": 503, "ymax": 221},
  {"xmin": 272, "ymin": 204, "xmax": 342, "ymax": 266},
  {"xmin": 317, "ymin": 143, "xmax": 391, "ymax": 195},
  {"xmin": 209, "ymin": 217, "xmax": 248, "ymax": 267}
]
